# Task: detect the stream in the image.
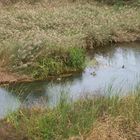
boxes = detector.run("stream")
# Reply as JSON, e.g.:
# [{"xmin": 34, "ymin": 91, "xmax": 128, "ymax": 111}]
[{"xmin": 0, "ymin": 42, "xmax": 140, "ymax": 118}]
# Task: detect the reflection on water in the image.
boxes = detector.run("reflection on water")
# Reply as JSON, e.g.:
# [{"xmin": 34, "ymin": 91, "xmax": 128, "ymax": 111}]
[
  {"xmin": 0, "ymin": 42, "xmax": 140, "ymax": 117},
  {"xmin": 0, "ymin": 89, "xmax": 20, "ymax": 118}
]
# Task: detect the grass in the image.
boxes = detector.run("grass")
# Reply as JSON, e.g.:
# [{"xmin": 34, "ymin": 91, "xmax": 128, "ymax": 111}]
[
  {"xmin": 0, "ymin": 0, "xmax": 140, "ymax": 79},
  {"xmin": 0, "ymin": 0, "xmax": 140, "ymax": 137},
  {"xmin": 95, "ymin": 0, "xmax": 140, "ymax": 6},
  {"xmin": 19, "ymin": 47, "xmax": 85, "ymax": 79},
  {"xmin": 0, "ymin": 0, "xmax": 140, "ymax": 139},
  {"xmin": 1, "ymin": 89, "xmax": 140, "ymax": 140}
]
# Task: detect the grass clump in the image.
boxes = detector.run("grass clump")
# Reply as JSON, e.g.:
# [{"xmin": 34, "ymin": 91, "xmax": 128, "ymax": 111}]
[
  {"xmin": 5, "ymin": 40, "xmax": 85, "ymax": 79},
  {"xmin": 28, "ymin": 47, "xmax": 85, "ymax": 79},
  {"xmin": 66, "ymin": 47, "xmax": 85, "ymax": 69}
]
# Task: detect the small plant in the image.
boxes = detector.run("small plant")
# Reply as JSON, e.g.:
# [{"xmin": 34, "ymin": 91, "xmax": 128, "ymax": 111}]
[
  {"xmin": 33, "ymin": 58, "xmax": 63, "ymax": 79},
  {"xmin": 67, "ymin": 47, "xmax": 85, "ymax": 69}
]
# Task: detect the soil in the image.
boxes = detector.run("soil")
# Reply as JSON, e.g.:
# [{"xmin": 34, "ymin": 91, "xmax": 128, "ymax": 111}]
[
  {"xmin": 0, "ymin": 68, "xmax": 32, "ymax": 85},
  {"xmin": 0, "ymin": 121, "xmax": 29, "ymax": 140}
]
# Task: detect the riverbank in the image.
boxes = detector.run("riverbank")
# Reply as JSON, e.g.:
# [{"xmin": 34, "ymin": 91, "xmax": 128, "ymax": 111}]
[
  {"xmin": 1, "ymin": 90, "xmax": 140, "ymax": 140},
  {"xmin": 0, "ymin": 0, "xmax": 140, "ymax": 82}
]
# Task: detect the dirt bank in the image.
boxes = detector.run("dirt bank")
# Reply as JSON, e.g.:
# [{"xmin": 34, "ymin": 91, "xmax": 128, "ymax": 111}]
[{"xmin": 0, "ymin": 68, "xmax": 32, "ymax": 85}]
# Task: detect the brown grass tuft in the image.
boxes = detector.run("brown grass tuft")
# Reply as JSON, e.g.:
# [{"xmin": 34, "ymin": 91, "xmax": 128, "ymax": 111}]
[{"xmin": 86, "ymin": 116, "xmax": 140, "ymax": 140}]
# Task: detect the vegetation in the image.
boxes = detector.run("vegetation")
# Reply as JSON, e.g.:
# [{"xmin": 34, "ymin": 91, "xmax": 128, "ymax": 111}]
[
  {"xmin": 1, "ymin": 89, "xmax": 140, "ymax": 140},
  {"xmin": 0, "ymin": 0, "xmax": 139, "ymax": 79},
  {"xmin": 95, "ymin": 0, "xmax": 140, "ymax": 6},
  {"xmin": 18, "ymin": 47, "xmax": 85, "ymax": 79},
  {"xmin": 0, "ymin": 0, "xmax": 140, "ymax": 139},
  {"xmin": 0, "ymin": 0, "xmax": 140, "ymax": 6}
]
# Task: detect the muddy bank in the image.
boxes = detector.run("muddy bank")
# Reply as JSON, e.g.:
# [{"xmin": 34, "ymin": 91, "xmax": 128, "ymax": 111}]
[
  {"xmin": 0, "ymin": 68, "xmax": 32, "ymax": 85},
  {"xmin": 0, "ymin": 68, "xmax": 82, "ymax": 85}
]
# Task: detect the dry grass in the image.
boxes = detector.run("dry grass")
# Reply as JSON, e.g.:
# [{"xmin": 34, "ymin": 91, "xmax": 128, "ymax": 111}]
[
  {"xmin": 0, "ymin": 1, "xmax": 140, "ymax": 51},
  {"xmin": 86, "ymin": 116, "xmax": 140, "ymax": 140},
  {"xmin": 2, "ymin": 91, "xmax": 140, "ymax": 140},
  {"xmin": 0, "ymin": 0, "xmax": 140, "ymax": 77},
  {"xmin": 69, "ymin": 116, "xmax": 140, "ymax": 140},
  {"xmin": 2, "ymin": 115, "xmax": 140, "ymax": 140}
]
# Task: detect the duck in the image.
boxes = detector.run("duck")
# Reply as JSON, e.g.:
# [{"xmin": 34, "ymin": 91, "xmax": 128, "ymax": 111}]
[
  {"xmin": 91, "ymin": 71, "xmax": 96, "ymax": 76},
  {"xmin": 122, "ymin": 65, "xmax": 125, "ymax": 69}
]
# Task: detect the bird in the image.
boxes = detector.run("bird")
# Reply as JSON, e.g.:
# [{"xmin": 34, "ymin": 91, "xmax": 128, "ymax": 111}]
[
  {"xmin": 122, "ymin": 65, "xmax": 125, "ymax": 69},
  {"xmin": 91, "ymin": 71, "xmax": 96, "ymax": 76}
]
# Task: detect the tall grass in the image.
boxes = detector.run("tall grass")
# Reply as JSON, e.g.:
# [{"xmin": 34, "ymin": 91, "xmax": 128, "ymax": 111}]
[{"xmin": 4, "ymin": 89, "xmax": 140, "ymax": 140}]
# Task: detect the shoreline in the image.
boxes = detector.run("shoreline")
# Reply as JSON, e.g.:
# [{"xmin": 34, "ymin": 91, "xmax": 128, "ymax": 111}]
[
  {"xmin": 0, "ymin": 69, "xmax": 82, "ymax": 86},
  {"xmin": 0, "ymin": 40, "xmax": 140, "ymax": 85}
]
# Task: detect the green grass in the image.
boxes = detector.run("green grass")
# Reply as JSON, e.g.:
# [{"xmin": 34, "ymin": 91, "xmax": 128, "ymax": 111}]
[
  {"xmin": 4, "ymin": 89, "xmax": 140, "ymax": 140},
  {"xmin": 17, "ymin": 47, "xmax": 85, "ymax": 79}
]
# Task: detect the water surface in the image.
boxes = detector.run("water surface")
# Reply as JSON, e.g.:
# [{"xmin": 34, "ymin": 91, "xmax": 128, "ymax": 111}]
[{"xmin": 1, "ymin": 42, "xmax": 140, "ymax": 117}]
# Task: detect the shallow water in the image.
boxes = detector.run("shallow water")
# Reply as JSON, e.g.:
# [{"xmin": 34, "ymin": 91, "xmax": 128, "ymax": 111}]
[
  {"xmin": 0, "ymin": 89, "xmax": 20, "ymax": 118},
  {"xmin": 0, "ymin": 42, "xmax": 140, "ymax": 118}
]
